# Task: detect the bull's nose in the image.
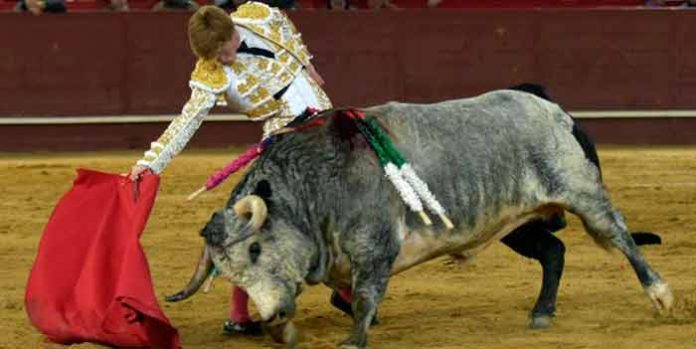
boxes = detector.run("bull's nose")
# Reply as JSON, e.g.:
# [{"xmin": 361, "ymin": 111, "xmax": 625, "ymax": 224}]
[
  {"xmin": 264, "ymin": 311, "xmax": 290, "ymax": 326},
  {"xmin": 265, "ymin": 313, "xmax": 278, "ymax": 324}
]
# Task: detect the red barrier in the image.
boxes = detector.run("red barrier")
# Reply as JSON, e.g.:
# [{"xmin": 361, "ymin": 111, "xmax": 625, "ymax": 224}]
[
  {"xmin": 334, "ymin": 0, "xmax": 645, "ymax": 9},
  {"xmin": 3, "ymin": 9, "xmax": 696, "ymax": 116},
  {"xmin": 1, "ymin": 9, "xmax": 696, "ymax": 149}
]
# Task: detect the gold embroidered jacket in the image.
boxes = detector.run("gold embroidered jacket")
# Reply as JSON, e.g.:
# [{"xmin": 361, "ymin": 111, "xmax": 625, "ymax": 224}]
[{"xmin": 138, "ymin": 2, "xmax": 332, "ymax": 174}]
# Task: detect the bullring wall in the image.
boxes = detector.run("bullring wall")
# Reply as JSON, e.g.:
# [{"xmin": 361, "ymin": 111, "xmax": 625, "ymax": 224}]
[{"xmin": 1, "ymin": 9, "xmax": 695, "ymax": 150}]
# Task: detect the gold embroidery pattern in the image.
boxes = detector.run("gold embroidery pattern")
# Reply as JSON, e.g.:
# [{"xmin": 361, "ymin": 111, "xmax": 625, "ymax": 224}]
[
  {"xmin": 288, "ymin": 61, "xmax": 300, "ymax": 74},
  {"xmin": 280, "ymin": 12, "xmax": 298, "ymax": 33},
  {"xmin": 278, "ymin": 51, "xmax": 291, "ymax": 64},
  {"xmin": 270, "ymin": 62, "xmax": 282, "ymax": 75},
  {"xmin": 306, "ymin": 71, "xmax": 333, "ymax": 110},
  {"xmin": 269, "ymin": 21, "xmax": 283, "ymax": 45},
  {"xmin": 262, "ymin": 111, "xmax": 294, "ymax": 138},
  {"xmin": 248, "ymin": 86, "xmax": 271, "ymax": 105},
  {"xmin": 257, "ymin": 60, "xmax": 270, "ymax": 70},
  {"xmin": 248, "ymin": 99, "xmax": 284, "ymax": 120},
  {"xmin": 278, "ymin": 71, "xmax": 293, "ymax": 88},
  {"xmin": 228, "ymin": 6, "xmax": 329, "ymax": 123},
  {"xmin": 234, "ymin": 55, "xmax": 298, "ymax": 106},
  {"xmin": 155, "ymin": 88, "xmax": 212, "ymax": 148},
  {"xmin": 231, "ymin": 2, "xmax": 271, "ymax": 22},
  {"xmin": 237, "ymin": 74, "xmax": 259, "ymax": 96},
  {"xmin": 246, "ymin": 24, "xmax": 267, "ymax": 37},
  {"xmin": 231, "ymin": 62, "xmax": 244, "ymax": 75},
  {"xmin": 139, "ymin": 88, "xmax": 216, "ymax": 173},
  {"xmin": 190, "ymin": 59, "xmax": 229, "ymax": 91},
  {"xmin": 276, "ymin": 13, "xmax": 311, "ymax": 65}
]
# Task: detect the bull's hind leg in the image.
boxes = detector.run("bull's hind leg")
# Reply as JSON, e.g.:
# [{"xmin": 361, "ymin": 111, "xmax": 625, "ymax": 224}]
[
  {"xmin": 568, "ymin": 194, "xmax": 674, "ymax": 313},
  {"xmin": 501, "ymin": 217, "xmax": 566, "ymax": 329}
]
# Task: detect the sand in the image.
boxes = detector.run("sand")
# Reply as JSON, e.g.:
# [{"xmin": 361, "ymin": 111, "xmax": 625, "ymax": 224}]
[{"xmin": 1, "ymin": 147, "xmax": 694, "ymax": 349}]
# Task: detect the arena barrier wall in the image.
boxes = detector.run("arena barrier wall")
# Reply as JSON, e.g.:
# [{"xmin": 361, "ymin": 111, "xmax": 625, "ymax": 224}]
[{"xmin": 2, "ymin": 9, "xmax": 695, "ymax": 150}]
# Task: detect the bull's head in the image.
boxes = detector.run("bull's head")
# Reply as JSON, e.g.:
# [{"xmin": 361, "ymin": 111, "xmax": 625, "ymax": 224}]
[{"xmin": 209, "ymin": 181, "xmax": 318, "ymax": 325}]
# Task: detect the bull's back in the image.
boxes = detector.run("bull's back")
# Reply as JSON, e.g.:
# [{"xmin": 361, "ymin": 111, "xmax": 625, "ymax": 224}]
[
  {"xmin": 365, "ymin": 90, "xmax": 573, "ymax": 147},
  {"xmin": 364, "ymin": 90, "xmax": 582, "ymax": 231},
  {"xmin": 362, "ymin": 91, "xmax": 584, "ymax": 273}
]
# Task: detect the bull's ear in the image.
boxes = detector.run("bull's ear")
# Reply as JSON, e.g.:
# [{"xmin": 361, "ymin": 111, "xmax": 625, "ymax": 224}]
[{"xmin": 254, "ymin": 179, "xmax": 272, "ymax": 200}]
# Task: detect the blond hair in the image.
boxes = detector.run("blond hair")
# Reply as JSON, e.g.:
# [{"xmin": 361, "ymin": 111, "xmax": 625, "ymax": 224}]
[{"xmin": 188, "ymin": 6, "xmax": 235, "ymax": 60}]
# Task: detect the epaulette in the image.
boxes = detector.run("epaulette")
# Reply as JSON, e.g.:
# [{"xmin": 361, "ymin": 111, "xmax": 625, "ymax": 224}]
[
  {"xmin": 231, "ymin": 2, "xmax": 272, "ymax": 25},
  {"xmin": 189, "ymin": 59, "xmax": 230, "ymax": 93}
]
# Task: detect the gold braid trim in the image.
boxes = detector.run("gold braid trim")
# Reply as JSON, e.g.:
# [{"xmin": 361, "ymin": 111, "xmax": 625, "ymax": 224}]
[
  {"xmin": 248, "ymin": 99, "xmax": 286, "ymax": 120},
  {"xmin": 262, "ymin": 112, "xmax": 295, "ymax": 138},
  {"xmin": 306, "ymin": 71, "xmax": 333, "ymax": 109}
]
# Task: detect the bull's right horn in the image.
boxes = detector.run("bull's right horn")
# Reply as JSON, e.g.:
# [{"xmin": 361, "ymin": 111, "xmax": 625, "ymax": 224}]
[
  {"xmin": 165, "ymin": 245, "xmax": 213, "ymax": 302},
  {"xmin": 233, "ymin": 195, "xmax": 268, "ymax": 232}
]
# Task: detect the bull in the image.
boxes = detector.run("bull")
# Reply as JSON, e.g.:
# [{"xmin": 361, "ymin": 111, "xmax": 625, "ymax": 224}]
[{"xmin": 170, "ymin": 89, "xmax": 674, "ymax": 348}]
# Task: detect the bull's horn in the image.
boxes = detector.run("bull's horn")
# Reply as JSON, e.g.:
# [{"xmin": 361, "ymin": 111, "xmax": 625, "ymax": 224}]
[
  {"xmin": 233, "ymin": 195, "xmax": 268, "ymax": 232},
  {"xmin": 165, "ymin": 245, "xmax": 213, "ymax": 302}
]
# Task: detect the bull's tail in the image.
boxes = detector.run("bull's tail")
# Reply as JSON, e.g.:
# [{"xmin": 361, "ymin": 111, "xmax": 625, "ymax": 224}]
[{"xmin": 570, "ymin": 123, "xmax": 602, "ymax": 180}]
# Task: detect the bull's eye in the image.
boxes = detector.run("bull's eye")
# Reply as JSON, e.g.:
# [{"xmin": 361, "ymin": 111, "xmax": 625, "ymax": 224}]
[{"xmin": 249, "ymin": 242, "xmax": 261, "ymax": 263}]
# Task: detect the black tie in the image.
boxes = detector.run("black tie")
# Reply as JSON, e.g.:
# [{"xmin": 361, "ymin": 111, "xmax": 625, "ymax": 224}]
[{"xmin": 237, "ymin": 41, "xmax": 275, "ymax": 59}]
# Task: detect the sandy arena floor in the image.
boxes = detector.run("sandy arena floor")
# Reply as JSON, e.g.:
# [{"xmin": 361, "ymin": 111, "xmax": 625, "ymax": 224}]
[{"xmin": 0, "ymin": 147, "xmax": 694, "ymax": 349}]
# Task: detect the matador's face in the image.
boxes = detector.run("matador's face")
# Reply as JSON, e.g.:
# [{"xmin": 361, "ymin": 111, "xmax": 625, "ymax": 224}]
[{"xmin": 218, "ymin": 29, "xmax": 241, "ymax": 65}]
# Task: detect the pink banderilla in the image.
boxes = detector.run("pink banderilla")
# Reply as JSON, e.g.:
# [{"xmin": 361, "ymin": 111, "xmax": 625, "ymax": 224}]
[
  {"xmin": 187, "ymin": 108, "xmax": 322, "ymax": 201},
  {"xmin": 187, "ymin": 141, "xmax": 267, "ymax": 201}
]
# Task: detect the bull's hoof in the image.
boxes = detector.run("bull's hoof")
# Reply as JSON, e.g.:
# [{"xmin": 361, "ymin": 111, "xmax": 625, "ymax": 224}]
[
  {"xmin": 529, "ymin": 314, "xmax": 553, "ymax": 329},
  {"xmin": 330, "ymin": 291, "xmax": 380, "ymax": 326},
  {"xmin": 339, "ymin": 343, "xmax": 366, "ymax": 349},
  {"xmin": 266, "ymin": 321, "xmax": 298, "ymax": 348},
  {"xmin": 222, "ymin": 320, "xmax": 263, "ymax": 336},
  {"xmin": 339, "ymin": 335, "xmax": 367, "ymax": 349},
  {"xmin": 646, "ymin": 282, "xmax": 674, "ymax": 314}
]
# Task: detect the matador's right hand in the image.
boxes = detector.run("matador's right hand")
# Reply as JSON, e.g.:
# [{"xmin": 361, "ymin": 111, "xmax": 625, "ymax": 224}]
[{"xmin": 126, "ymin": 165, "xmax": 151, "ymax": 181}]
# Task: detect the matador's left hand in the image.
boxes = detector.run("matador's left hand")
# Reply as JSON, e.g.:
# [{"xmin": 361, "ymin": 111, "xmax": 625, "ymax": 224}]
[{"xmin": 306, "ymin": 63, "xmax": 325, "ymax": 86}]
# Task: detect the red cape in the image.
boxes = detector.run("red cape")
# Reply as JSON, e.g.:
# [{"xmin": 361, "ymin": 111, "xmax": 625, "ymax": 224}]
[{"xmin": 25, "ymin": 169, "xmax": 181, "ymax": 348}]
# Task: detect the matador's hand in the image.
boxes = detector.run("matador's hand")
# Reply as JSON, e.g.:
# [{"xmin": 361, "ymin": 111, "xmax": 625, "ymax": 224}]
[
  {"xmin": 305, "ymin": 63, "xmax": 325, "ymax": 86},
  {"xmin": 125, "ymin": 165, "xmax": 151, "ymax": 181}
]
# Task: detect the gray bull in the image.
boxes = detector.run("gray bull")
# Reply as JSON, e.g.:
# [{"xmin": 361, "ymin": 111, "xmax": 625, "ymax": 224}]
[{"xmin": 177, "ymin": 90, "xmax": 674, "ymax": 348}]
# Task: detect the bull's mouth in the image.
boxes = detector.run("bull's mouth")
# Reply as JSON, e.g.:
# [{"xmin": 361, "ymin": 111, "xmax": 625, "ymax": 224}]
[
  {"xmin": 263, "ymin": 310, "xmax": 292, "ymax": 326},
  {"xmin": 260, "ymin": 295, "xmax": 297, "ymax": 326}
]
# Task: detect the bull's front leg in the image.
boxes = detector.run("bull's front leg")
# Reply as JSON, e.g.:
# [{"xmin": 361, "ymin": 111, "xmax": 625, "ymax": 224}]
[
  {"xmin": 340, "ymin": 235, "xmax": 398, "ymax": 349},
  {"xmin": 340, "ymin": 269, "xmax": 390, "ymax": 348}
]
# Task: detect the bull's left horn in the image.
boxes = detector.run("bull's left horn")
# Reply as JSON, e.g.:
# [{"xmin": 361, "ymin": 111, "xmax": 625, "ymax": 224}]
[
  {"xmin": 165, "ymin": 245, "xmax": 213, "ymax": 302},
  {"xmin": 234, "ymin": 195, "xmax": 268, "ymax": 232}
]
